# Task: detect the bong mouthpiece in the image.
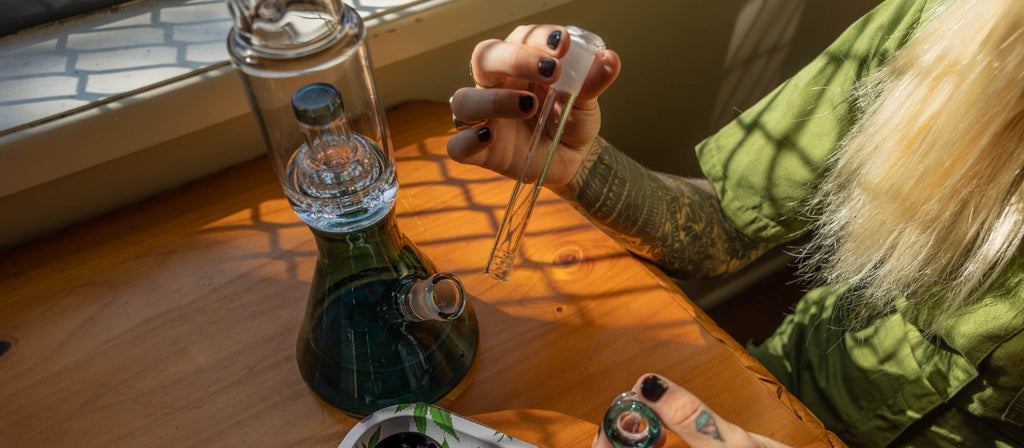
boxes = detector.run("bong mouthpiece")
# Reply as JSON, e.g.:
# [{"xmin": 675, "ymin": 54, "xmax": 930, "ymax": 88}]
[{"xmin": 395, "ymin": 273, "xmax": 467, "ymax": 322}]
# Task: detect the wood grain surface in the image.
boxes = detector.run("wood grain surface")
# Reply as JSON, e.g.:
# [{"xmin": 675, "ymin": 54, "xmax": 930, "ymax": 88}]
[{"xmin": 0, "ymin": 101, "xmax": 842, "ymax": 447}]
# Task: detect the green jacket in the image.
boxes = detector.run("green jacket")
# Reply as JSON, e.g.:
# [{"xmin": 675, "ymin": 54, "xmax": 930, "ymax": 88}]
[{"xmin": 695, "ymin": 0, "xmax": 1024, "ymax": 445}]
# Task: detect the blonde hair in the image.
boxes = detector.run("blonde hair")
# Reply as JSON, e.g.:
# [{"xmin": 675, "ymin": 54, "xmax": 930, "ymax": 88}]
[{"xmin": 801, "ymin": 0, "xmax": 1024, "ymax": 333}]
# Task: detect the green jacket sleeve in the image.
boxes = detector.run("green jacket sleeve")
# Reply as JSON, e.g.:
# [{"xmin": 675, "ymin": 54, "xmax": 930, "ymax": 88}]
[{"xmin": 695, "ymin": 0, "xmax": 941, "ymax": 244}]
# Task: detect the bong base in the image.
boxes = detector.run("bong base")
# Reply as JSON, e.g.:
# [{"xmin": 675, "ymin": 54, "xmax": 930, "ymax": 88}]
[{"xmin": 296, "ymin": 293, "xmax": 479, "ymax": 416}]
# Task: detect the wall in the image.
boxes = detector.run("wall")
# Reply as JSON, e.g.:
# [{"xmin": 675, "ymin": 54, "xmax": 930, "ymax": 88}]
[{"xmin": 376, "ymin": 0, "xmax": 881, "ymax": 175}]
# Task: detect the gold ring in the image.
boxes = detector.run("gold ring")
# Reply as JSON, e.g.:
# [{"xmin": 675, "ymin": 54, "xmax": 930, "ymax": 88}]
[
  {"xmin": 453, "ymin": 115, "xmax": 488, "ymax": 130},
  {"xmin": 449, "ymin": 95, "xmax": 487, "ymax": 130},
  {"xmin": 477, "ymin": 78, "xmax": 505, "ymax": 89},
  {"xmin": 470, "ymin": 67, "xmax": 504, "ymax": 89}
]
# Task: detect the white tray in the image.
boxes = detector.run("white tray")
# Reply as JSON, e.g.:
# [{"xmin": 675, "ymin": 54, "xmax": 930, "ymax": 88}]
[{"xmin": 339, "ymin": 403, "xmax": 540, "ymax": 448}]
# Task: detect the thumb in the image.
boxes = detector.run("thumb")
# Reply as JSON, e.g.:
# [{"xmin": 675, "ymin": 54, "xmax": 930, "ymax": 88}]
[
  {"xmin": 578, "ymin": 49, "xmax": 621, "ymax": 101},
  {"xmin": 633, "ymin": 374, "xmax": 792, "ymax": 448}
]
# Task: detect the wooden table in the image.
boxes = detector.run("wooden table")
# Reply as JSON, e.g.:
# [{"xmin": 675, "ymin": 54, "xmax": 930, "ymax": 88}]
[{"xmin": 0, "ymin": 102, "xmax": 842, "ymax": 447}]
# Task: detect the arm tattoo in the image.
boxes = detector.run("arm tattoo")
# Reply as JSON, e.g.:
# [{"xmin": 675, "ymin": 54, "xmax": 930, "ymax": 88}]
[
  {"xmin": 559, "ymin": 137, "xmax": 770, "ymax": 279},
  {"xmin": 696, "ymin": 410, "xmax": 725, "ymax": 441}
]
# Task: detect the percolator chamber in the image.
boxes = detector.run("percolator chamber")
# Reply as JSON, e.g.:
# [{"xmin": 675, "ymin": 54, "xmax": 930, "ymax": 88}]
[{"xmin": 226, "ymin": 0, "xmax": 395, "ymax": 212}]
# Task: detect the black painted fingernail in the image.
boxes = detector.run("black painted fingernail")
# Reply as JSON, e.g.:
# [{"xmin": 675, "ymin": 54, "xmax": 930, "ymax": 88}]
[
  {"xmin": 539, "ymin": 58, "xmax": 556, "ymax": 77},
  {"xmin": 641, "ymin": 375, "xmax": 668, "ymax": 402},
  {"xmin": 547, "ymin": 30, "xmax": 562, "ymax": 49},
  {"xmin": 477, "ymin": 127, "xmax": 491, "ymax": 142},
  {"xmin": 518, "ymin": 94, "xmax": 534, "ymax": 113}
]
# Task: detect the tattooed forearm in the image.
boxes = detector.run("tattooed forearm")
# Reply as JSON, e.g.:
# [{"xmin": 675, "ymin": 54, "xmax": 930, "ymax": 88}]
[{"xmin": 558, "ymin": 137, "xmax": 770, "ymax": 279}]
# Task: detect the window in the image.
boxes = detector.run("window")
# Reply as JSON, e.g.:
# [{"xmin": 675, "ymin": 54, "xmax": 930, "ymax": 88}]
[
  {"xmin": 0, "ymin": 0, "xmax": 134, "ymax": 37},
  {"xmin": 1, "ymin": 0, "xmax": 451, "ymax": 136}
]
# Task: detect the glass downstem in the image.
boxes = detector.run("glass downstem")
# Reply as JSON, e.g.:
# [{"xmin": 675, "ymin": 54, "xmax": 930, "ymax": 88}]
[
  {"xmin": 483, "ymin": 25, "xmax": 604, "ymax": 281},
  {"xmin": 485, "ymin": 88, "xmax": 577, "ymax": 281}
]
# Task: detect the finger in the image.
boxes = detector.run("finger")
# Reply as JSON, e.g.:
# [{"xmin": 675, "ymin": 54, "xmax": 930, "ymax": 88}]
[
  {"xmin": 450, "ymin": 87, "xmax": 538, "ymax": 123},
  {"xmin": 446, "ymin": 126, "xmax": 493, "ymax": 166},
  {"xmin": 578, "ymin": 49, "xmax": 622, "ymax": 101},
  {"xmin": 505, "ymin": 24, "xmax": 570, "ymax": 56},
  {"xmin": 592, "ymin": 424, "xmax": 612, "ymax": 448},
  {"xmin": 471, "ymin": 39, "xmax": 562, "ymax": 89},
  {"xmin": 633, "ymin": 374, "xmax": 791, "ymax": 448}
]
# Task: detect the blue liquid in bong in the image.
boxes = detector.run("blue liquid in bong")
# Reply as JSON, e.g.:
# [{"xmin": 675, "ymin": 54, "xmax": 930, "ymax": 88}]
[
  {"xmin": 284, "ymin": 132, "xmax": 397, "ymax": 233},
  {"xmin": 297, "ymin": 270, "xmax": 474, "ymax": 416}
]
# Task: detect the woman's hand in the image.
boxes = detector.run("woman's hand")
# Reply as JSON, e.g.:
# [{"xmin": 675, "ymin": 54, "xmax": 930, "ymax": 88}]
[
  {"xmin": 447, "ymin": 24, "xmax": 621, "ymax": 188},
  {"xmin": 594, "ymin": 374, "xmax": 793, "ymax": 448}
]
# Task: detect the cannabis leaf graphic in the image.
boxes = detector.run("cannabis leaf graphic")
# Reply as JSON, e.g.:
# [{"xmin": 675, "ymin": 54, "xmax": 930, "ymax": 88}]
[
  {"xmin": 429, "ymin": 406, "xmax": 461, "ymax": 442},
  {"xmin": 358, "ymin": 426, "xmax": 381, "ymax": 448}
]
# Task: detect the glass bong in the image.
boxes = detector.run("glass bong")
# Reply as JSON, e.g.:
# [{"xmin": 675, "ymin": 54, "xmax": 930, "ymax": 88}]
[{"xmin": 225, "ymin": 0, "xmax": 479, "ymax": 416}]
